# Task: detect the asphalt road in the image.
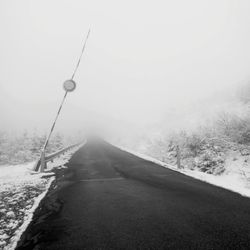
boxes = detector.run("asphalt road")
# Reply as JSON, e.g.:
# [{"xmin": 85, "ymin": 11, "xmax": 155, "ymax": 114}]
[{"xmin": 16, "ymin": 140, "xmax": 250, "ymax": 250}]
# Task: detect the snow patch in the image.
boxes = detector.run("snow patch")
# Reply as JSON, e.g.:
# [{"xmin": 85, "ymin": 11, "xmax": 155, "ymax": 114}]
[{"xmin": 7, "ymin": 177, "xmax": 54, "ymax": 250}]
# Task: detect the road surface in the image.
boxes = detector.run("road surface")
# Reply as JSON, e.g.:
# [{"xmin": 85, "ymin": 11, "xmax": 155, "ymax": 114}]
[{"xmin": 16, "ymin": 140, "xmax": 250, "ymax": 250}]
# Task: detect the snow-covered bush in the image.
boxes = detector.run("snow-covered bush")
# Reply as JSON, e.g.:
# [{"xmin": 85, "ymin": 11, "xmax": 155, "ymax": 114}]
[
  {"xmin": 0, "ymin": 131, "xmax": 66, "ymax": 165},
  {"xmin": 194, "ymin": 151, "xmax": 224, "ymax": 173},
  {"xmin": 215, "ymin": 112, "xmax": 250, "ymax": 145}
]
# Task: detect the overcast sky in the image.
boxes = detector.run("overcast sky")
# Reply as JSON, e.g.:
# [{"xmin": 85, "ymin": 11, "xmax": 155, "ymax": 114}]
[{"xmin": 1, "ymin": 0, "xmax": 250, "ymax": 134}]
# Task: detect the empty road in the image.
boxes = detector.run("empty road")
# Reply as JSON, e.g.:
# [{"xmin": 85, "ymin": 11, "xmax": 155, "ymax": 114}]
[{"xmin": 16, "ymin": 140, "xmax": 250, "ymax": 250}]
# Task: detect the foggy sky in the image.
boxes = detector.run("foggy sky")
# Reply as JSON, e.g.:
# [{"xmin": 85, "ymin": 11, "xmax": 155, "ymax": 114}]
[{"xmin": 1, "ymin": 0, "xmax": 250, "ymax": 134}]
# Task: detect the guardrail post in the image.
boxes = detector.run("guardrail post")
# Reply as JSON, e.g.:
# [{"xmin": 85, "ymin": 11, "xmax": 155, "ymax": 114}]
[
  {"xmin": 40, "ymin": 150, "xmax": 47, "ymax": 173},
  {"xmin": 176, "ymin": 145, "xmax": 181, "ymax": 169}
]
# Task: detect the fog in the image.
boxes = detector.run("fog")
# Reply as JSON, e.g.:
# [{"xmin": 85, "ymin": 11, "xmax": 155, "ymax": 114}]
[{"xmin": 1, "ymin": 0, "xmax": 250, "ymax": 137}]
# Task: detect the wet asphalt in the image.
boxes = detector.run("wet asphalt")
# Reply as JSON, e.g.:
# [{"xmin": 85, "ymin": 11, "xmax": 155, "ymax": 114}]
[{"xmin": 16, "ymin": 140, "xmax": 250, "ymax": 250}]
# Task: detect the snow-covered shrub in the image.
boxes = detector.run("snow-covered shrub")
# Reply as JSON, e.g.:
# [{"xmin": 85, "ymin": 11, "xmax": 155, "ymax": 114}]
[
  {"xmin": 215, "ymin": 112, "xmax": 250, "ymax": 145},
  {"xmin": 140, "ymin": 126, "xmax": 227, "ymax": 175},
  {"xmin": 0, "ymin": 131, "xmax": 66, "ymax": 165},
  {"xmin": 183, "ymin": 133, "xmax": 205, "ymax": 157},
  {"xmin": 195, "ymin": 151, "xmax": 225, "ymax": 173}
]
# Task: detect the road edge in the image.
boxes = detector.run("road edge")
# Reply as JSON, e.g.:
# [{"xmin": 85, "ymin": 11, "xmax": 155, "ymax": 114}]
[{"xmin": 111, "ymin": 143, "xmax": 250, "ymax": 198}]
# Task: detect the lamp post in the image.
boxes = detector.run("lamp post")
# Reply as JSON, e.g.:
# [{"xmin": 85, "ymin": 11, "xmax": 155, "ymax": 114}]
[
  {"xmin": 33, "ymin": 80, "xmax": 77, "ymax": 172},
  {"xmin": 33, "ymin": 29, "xmax": 90, "ymax": 172}
]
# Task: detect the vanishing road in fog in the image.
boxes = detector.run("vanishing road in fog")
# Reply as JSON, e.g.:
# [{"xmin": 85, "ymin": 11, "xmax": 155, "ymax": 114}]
[{"xmin": 17, "ymin": 140, "xmax": 250, "ymax": 250}]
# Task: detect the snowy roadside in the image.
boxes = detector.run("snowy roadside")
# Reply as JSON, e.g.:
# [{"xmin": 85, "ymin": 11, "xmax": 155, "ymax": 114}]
[
  {"xmin": 114, "ymin": 144, "xmax": 250, "ymax": 198},
  {"xmin": 0, "ymin": 143, "xmax": 83, "ymax": 250}
]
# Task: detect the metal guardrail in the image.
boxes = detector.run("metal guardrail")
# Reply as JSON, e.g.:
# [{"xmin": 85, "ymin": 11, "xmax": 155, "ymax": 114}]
[
  {"xmin": 33, "ymin": 143, "xmax": 81, "ymax": 172},
  {"xmin": 45, "ymin": 144, "xmax": 80, "ymax": 162}
]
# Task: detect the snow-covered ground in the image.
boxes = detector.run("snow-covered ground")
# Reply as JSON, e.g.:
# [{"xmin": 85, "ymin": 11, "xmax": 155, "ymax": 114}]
[
  {"xmin": 114, "ymin": 144, "xmax": 250, "ymax": 198},
  {"xmin": 0, "ymin": 144, "xmax": 83, "ymax": 250}
]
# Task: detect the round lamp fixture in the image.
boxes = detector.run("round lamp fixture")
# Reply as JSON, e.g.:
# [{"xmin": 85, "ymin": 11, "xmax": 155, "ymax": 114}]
[{"xmin": 63, "ymin": 80, "xmax": 76, "ymax": 92}]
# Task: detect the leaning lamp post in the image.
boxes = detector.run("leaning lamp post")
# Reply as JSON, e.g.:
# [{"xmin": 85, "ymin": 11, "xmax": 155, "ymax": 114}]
[
  {"xmin": 33, "ymin": 29, "xmax": 90, "ymax": 172},
  {"xmin": 33, "ymin": 80, "xmax": 77, "ymax": 172}
]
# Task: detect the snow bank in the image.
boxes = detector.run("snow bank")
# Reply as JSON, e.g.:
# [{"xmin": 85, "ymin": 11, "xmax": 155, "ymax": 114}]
[
  {"xmin": 0, "ymin": 143, "xmax": 83, "ymax": 250},
  {"xmin": 7, "ymin": 178, "xmax": 54, "ymax": 250},
  {"xmin": 0, "ymin": 163, "xmax": 54, "ymax": 250},
  {"xmin": 114, "ymin": 144, "xmax": 250, "ymax": 198}
]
